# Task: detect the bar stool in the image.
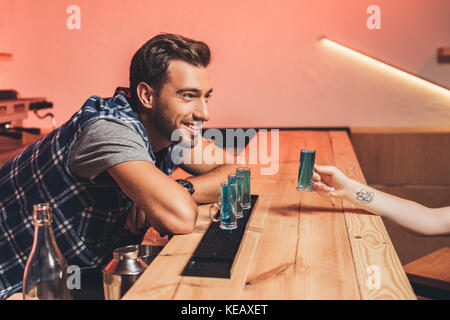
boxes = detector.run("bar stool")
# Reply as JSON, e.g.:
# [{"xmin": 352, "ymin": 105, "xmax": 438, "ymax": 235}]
[{"xmin": 403, "ymin": 247, "xmax": 450, "ymax": 299}]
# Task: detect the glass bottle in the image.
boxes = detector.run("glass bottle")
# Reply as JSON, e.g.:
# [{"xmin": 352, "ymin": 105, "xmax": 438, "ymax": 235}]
[{"xmin": 22, "ymin": 203, "xmax": 72, "ymax": 300}]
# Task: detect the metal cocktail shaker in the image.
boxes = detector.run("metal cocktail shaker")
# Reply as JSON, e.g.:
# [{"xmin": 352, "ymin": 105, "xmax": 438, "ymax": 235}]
[
  {"xmin": 102, "ymin": 245, "xmax": 148, "ymax": 300},
  {"xmin": 134, "ymin": 244, "xmax": 164, "ymax": 265}
]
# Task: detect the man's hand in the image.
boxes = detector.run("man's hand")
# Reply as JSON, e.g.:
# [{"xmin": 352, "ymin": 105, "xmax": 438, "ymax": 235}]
[
  {"xmin": 179, "ymin": 136, "xmax": 241, "ymax": 204},
  {"xmin": 126, "ymin": 203, "xmax": 170, "ymax": 245},
  {"xmin": 312, "ymin": 165, "xmax": 351, "ymax": 197},
  {"xmin": 125, "ymin": 202, "xmax": 148, "ymax": 235}
]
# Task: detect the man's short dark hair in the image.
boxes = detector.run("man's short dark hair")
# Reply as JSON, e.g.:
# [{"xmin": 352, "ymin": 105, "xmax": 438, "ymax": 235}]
[{"xmin": 129, "ymin": 33, "xmax": 211, "ymax": 106}]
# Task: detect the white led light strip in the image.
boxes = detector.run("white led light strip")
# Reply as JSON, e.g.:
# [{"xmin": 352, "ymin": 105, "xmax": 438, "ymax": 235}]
[{"xmin": 320, "ymin": 37, "xmax": 450, "ymax": 97}]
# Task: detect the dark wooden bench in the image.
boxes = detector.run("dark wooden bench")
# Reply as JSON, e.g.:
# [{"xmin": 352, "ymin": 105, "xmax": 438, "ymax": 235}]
[{"xmin": 403, "ymin": 247, "xmax": 450, "ymax": 299}]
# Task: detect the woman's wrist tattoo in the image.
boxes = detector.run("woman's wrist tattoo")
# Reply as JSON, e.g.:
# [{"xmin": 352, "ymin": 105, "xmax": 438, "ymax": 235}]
[{"xmin": 355, "ymin": 189, "xmax": 374, "ymax": 203}]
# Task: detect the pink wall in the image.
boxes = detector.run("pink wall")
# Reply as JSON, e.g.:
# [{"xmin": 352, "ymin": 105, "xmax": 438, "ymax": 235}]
[{"xmin": 0, "ymin": 0, "xmax": 449, "ymax": 129}]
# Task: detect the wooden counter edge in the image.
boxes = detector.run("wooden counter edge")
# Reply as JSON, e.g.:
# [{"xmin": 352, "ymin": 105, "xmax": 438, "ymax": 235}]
[
  {"xmin": 330, "ymin": 130, "xmax": 417, "ymax": 300},
  {"xmin": 350, "ymin": 127, "xmax": 450, "ymax": 134}
]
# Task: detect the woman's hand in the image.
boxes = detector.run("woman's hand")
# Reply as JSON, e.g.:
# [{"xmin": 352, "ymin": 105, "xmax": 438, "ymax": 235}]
[
  {"xmin": 313, "ymin": 165, "xmax": 450, "ymax": 236},
  {"xmin": 312, "ymin": 165, "xmax": 351, "ymax": 197}
]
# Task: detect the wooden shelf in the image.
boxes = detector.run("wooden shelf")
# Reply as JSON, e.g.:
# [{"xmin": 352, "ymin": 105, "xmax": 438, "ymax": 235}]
[
  {"xmin": 438, "ymin": 47, "xmax": 450, "ymax": 63},
  {"xmin": 0, "ymin": 53, "xmax": 13, "ymax": 61}
]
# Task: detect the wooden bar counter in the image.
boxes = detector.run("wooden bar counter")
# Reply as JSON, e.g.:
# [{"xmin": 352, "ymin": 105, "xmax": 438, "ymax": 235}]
[{"xmin": 124, "ymin": 130, "xmax": 416, "ymax": 300}]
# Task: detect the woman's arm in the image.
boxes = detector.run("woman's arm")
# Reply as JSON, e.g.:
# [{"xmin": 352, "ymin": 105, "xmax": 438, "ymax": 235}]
[{"xmin": 313, "ymin": 165, "xmax": 450, "ymax": 237}]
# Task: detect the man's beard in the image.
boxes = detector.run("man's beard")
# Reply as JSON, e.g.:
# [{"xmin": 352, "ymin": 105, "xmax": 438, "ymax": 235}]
[
  {"xmin": 152, "ymin": 104, "xmax": 176, "ymax": 143},
  {"xmin": 152, "ymin": 101, "xmax": 199, "ymax": 149}
]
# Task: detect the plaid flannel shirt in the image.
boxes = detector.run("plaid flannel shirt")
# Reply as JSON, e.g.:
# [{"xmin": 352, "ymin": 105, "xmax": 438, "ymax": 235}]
[{"xmin": 0, "ymin": 88, "xmax": 175, "ymax": 299}]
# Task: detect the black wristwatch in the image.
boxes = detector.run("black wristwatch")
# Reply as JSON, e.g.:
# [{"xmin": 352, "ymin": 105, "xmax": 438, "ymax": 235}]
[{"xmin": 176, "ymin": 179, "xmax": 195, "ymax": 195}]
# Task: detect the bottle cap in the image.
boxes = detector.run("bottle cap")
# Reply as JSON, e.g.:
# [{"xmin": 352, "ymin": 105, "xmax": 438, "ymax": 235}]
[{"xmin": 33, "ymin": 203, "xmax": 52, "ymax": 225}]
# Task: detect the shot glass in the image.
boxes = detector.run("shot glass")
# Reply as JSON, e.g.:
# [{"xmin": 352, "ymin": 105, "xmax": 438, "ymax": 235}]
[
  {"xmin": 228, "ymin": 174, "xmax": 244, "ymax": 219},
  {"xmin": 297, "ymin": 149, "xmax": 316, "ymax": 192},
  {"xmin": 236, "ymin": 167, "xmax": 251, "ymax": 209},
  {"xmin": 209, "ymin": 183, "xmax": 238, "ymax": 230}
]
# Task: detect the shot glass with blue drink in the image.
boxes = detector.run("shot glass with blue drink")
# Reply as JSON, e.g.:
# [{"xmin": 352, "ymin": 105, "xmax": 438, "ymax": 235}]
[
  {"xmin": 236, "ymin": 167, "xmax": 251, "ymax": 209},
  {"xmin": 209, "ymin": 182, "xmax": 238, "ymax": 230},
  {"xmin": 297, "ymin": 149, "xmax": 316, "ymax": 192},
  {"xmin": 228, "ymin": 174, "xmax": 244, "ymax": 219}
]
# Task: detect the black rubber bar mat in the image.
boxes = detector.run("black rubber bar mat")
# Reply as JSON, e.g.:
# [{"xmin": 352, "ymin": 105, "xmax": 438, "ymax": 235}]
[{"xmin": 181, "ymin": 194, "xmax": 259, "ymax": 279}]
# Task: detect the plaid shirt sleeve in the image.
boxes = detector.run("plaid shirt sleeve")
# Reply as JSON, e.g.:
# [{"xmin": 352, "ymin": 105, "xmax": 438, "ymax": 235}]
[{"xmin": 0, "ymin": 89, "xmax": 175, "ymax": 299}]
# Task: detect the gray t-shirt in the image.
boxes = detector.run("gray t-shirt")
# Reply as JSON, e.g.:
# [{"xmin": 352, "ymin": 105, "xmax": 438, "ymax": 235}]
[{"xmin": 69, "ymin": 119, "xmax": 153, "ymax": 181}]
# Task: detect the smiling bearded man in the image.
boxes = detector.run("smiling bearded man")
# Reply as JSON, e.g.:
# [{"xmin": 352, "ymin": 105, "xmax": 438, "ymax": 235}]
[{"xmin": 0, "ymin": 33, "xmax": 241, "ymax": 299}]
